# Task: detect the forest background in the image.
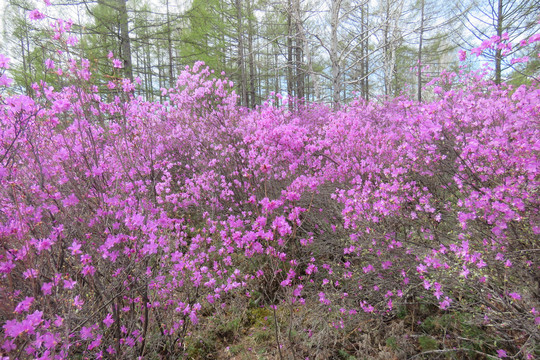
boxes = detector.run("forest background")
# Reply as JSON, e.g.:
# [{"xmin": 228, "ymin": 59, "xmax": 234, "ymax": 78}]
[{"xmin": 1, "ymin": 0, "xmax": 539, "ymax": 105}]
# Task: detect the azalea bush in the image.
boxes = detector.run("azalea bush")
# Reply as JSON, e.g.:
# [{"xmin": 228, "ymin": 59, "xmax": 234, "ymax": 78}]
[{"xmin": 0, "ymin": 16, "xmax": 539, "ymax": 360}]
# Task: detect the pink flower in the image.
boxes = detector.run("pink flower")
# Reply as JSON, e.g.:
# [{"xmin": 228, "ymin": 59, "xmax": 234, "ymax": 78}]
[
  {"xmin": 68, "ymin": 240, "xmax": 82, "ymax": 255},
  {"xmin": 508, "ymin": 292, "xmax": 521, "ymax": 301},
  {"xmin": 0, "ymin": 54, "xmax": 10, "ymax": 69},
  {"xmin": 80, "ymin": 326, "xmax": 94, "ymax": 340},
  {"xmin": 63, "ymin": 193, "xmax": 79, "ymax": 207},
  {"xmin": 102, "ymin": 313, "xmax": 114, "ymax": 328},
  {"xmin": 439, "ymin": 297, "xmax": 452, "ymax": 310},
  {"xmin": 497, "ymin": 349, "xmax": 507, "ymax": 358},
  {"xmin": 112, "ymin": 59, "xmax": 123, "ymax": 68},
  {"xmin": 529, "ymin": 33, "xmax": 540, "ymax": 44},
  {"xmin": 23, "ymin": 268, "xmax": 39, "ymax": 279},
  {"xmin": 73, "ymin": 295, "xmax": 84, "ymax": 308},
  {"xmin": 45, "ymin": 58, "xmax": 55, "ymax": 69},
  {"xmin": 0, "ymin": 74, "xmax": 13, "ymax": 87},
  {"xmin": 272, "ymin": 215, "xmax": 292, "ymax": 236},
  {"xmin": 64, "ymin": 279, "xmax": 77, "ymax": 289},
  {"xmin": 14, "ymin": 297, "xmax": 34, "ymax": 313},
  {"xmin": 66, "ymin": 36, "xmax": 79, "ymax": 46},
  {"xmin": 41, "ymin": 282, "xmax": 53, "ymax": 295},
  {"xmin": 471, "ymin": 46, "xmax": 483, "ymax": 57},
  {"xmin": 28, "ymin": 9, "xmax": 45, "ymax": 20},
  {"xmin": 122, "ymin": 78, "xmax": 135, "ymax": 92},
  {"xmin": 2, "ymin": 339, "xmax": 16, "ymax": 351},
  {"xmin": 511, "ymin": 56, "xmax": 529, "ymax": 65},
  {"xmin": 3, "ymin": 319, "xmax": 25, "ymax": 338},
  {"xmin": 458, "ymin": 50, "xmax": 467, "ymax": 61},
  {"xmin": 88, "ymin": 335, "xmax": 102, "ymax": 350}
]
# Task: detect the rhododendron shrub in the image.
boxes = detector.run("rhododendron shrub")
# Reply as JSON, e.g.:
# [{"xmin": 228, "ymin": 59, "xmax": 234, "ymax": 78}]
[{"xmin": 1, "ymin": 22, "xmax": 539, "ymax": 359}]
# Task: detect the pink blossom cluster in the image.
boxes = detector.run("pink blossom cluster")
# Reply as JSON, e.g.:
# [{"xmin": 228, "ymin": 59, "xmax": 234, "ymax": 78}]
[{"xmin": 0, "ymin": 28, "xmax": 539, "ymax": 359}]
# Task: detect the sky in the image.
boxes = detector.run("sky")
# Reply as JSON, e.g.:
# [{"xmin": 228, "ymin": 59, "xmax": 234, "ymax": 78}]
[{"xmin": 0, "ymin": 0, "xmax": 5, "ymax": 37}]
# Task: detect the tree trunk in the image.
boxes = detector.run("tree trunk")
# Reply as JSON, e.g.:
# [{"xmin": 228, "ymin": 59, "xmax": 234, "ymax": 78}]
[
  {"xmin": 287, "ymin": 0, "xmax": 294, "ymax": 106},
  {"xmin": 330, "ymin": 0, "xmax": 342, "ymax": 106},
  {"xmin": 247, "ymin": 0, "xmax": 256, "ymax": 107},
  {"xmin": 117, "ymin": 0, "xmax": 133, "ymax": 81},
  {"xmin": 293, "ymin": 0, "xmax": 304, "ymax": 100},
  {"xmin": 166, "ymin": 0, "xmax": 174, "ymax": 87},
  {"xmin": 365, "ymin": 1, "xmax": 369, "ymax": 101},
  {"xmin": 235, "ymin": 0, "xmax": 248, "ymax": 106},
  {"xmin": 384, "ymin": 1, "xmax": 391, "ymax": 97},
  {"xmin": 417, "ymin": 0, "xmax": 424, "ymax": 102},
  {"xmin": 495, "ymin": 0, "xmax": 503, "ymax": 84}
]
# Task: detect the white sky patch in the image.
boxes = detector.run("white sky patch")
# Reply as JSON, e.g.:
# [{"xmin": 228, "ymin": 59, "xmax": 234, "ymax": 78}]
[{"xmin": 0, "ymin": 0, "xmax": 6, "ymax": 40}]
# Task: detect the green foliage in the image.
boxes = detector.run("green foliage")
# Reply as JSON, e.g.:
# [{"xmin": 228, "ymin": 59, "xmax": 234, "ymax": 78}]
[
  {"xmin": 337, "ymin": 349, "xmax": 357, "ymax": 360},
  {"xmin": 418, "ymin": 335, "xmax": 438, "ymax": 351},
  {"xmin": 185, "ymin": 334, "xmax": 218, "ymax": 359},
  {"xmin": 396, "ymin": 306, "xmax": 408, "ymax": 319},
  {"xmin": 180, "ymin": 0, "xmax": 231, "ymax": 73},
  {"xmin": 386, "ymin": 336, "xmax": 399, "ymax": 350}
]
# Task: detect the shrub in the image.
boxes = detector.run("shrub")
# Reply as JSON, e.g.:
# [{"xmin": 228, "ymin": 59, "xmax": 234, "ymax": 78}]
[{"xmin": 0, "ymin": 16, "xmax": 539, "ymax": 360}]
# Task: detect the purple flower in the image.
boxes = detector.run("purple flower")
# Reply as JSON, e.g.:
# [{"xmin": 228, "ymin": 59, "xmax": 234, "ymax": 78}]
[
  {"xmin": 103, "ymin": 313, "xmax": 114, "ymax": 328},
  {"xmin": 14, "ymin": 297, "xmax": 34, "ymax": 313},
  {"xmin": 80, "ymin": 326, "xmax": 94, "ymax": 340},
  {"xmin": 0, "ymin": 74, "xmax": 13, "ymax": 87},
  {"xmin": 0, "ymin": 54, "xmax": 10, "ymax": 69},
  {"xmin": 45, "ymin": 58, "xmax": 55, "ymax": 69},
  {"xmin": 112, "ymin": 59, "xmax": 123, "ymax": 68},
  {"xmin": 64, "ymin": 279, "xmax": 77, "ymax": 289},
  {"xmin": 28, "ymin": 9, "xmax": 45, "ymax": 20}
]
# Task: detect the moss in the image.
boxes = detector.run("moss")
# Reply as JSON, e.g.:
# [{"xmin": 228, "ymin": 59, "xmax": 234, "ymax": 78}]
[
  {"xmin": 418, "ymin": 335, "xmax": 439, "ymax": 351},
  {"xmin": 396, "ymin": 305, "xmax": 408, "ymax": 319},
  {"xmin": 246, "ymin": 307, "xmax": 273, "ymax": 327},
  {"xmin": 420, "ymin": 316, "xmax": 436, "ymax": 333},
  {"xmin": 386, "ymin": 336, "xmax": 399, "ymax": 351}
]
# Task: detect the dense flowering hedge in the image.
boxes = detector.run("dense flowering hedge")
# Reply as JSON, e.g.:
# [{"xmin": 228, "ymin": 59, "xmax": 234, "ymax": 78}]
[{"xmin": 0, "ymin": 21, "xmax": 539, "ymax": 359}]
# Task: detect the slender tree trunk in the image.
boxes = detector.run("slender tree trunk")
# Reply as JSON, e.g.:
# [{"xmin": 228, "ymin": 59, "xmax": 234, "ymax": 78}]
[
  {"xmin": 166, "ymin": 0, "xmax": 174, "ymax": 87},
  {"xmin": 275, "ymin": 51, "xmax": 280, "ymax": 97},
  {"xmin": 330, "ymin": 0, "xmax": 342, "ymax": 107},
  {"xmin": 287, "ymin": 0, "xmax": 294, "ymax": 106},
  {"xmin": 247, "ymin": 0, "xmax": 256, "ymax": 107},
  {"xmin": 383, "ymin": 1, "xmax": 390, "ymax": 97},
  {"xmin": 495, "ymin": 0, "xmax": 503, "ymax": 84},
  {"xmin": 365, "ymin": 1, "xmax": 369, "ymax": 101},
  {"xmin": 236, "ymin": 0, "xmax": 248, "ymax": 106},
  {"xmin": 291, "ymin": 2, "xmax": 319, "ymax": 101},
  {"xmin": 117, "ymin": 0, "xmax": 133, "ymax": 81},
  {"xmin": 417, "ymin": 0, "xmax": 424, "ymax": 102},
  {"xmin": 158, "ymin": 52, "xmax": 163, "ymax": 102},
  {"xmin": 293, "ymin": 0, "xmax": 304, "ymax": 100},
  {"xmin": 20, "ymin": 17, "xmax": 31, "ymax": 94},
  {"xmin": 360, "ymin": 3, "xmax": 365, "ymax": 100},
  {"xmin": 145, "ymin": 31, "xmax": 153, "ymax": 99}
]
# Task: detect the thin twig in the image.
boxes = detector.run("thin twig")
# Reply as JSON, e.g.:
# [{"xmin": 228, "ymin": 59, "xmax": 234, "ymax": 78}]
[{"xmin": 273, "ymin": 305, "xmax": 284, "ymax": 360}]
